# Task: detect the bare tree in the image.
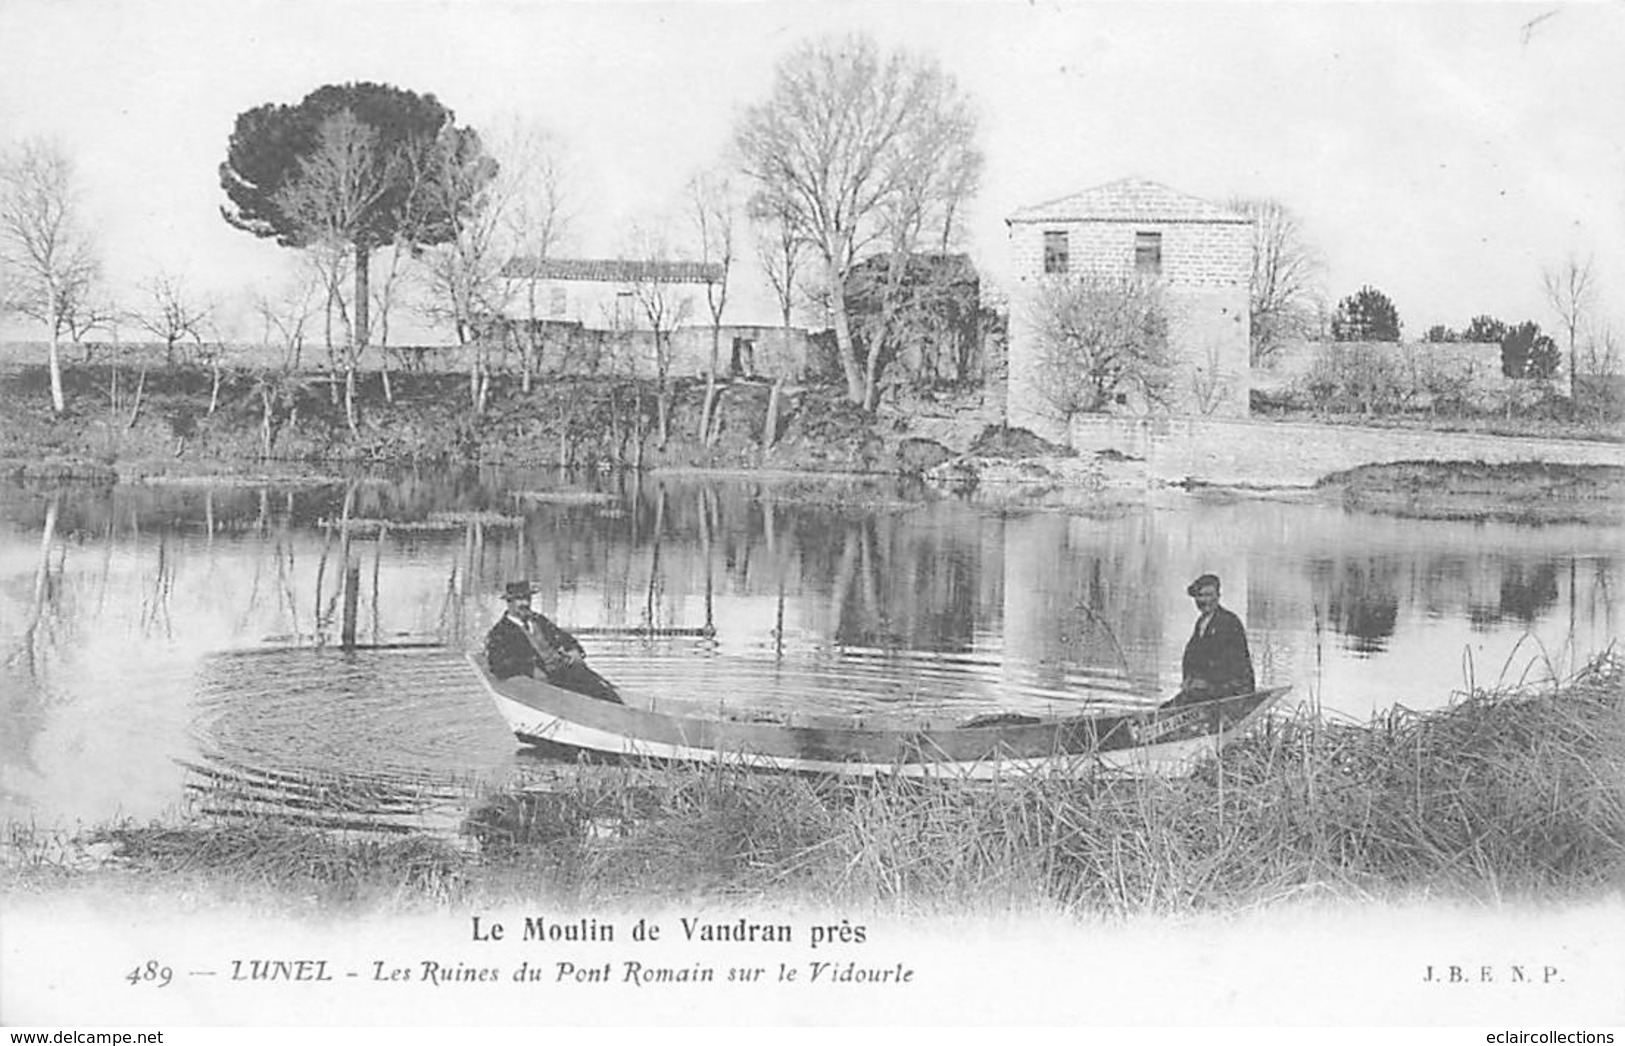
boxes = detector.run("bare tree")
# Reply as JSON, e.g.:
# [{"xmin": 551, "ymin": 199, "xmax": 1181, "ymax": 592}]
[
  {"xmin": 1228, "ymin": 196, "xmax": 1322, "ymax": 365},
  {"xmin": 494, "ymin": 120, "xmax": 572, "ymax": 393},
  {"xmin": 752, "ymin": 195, "xmax": 806, "ymax": 348},
  {"xmin": 250, "ymin": 274, "xmax": 321, "ymax": 458},
  {"xmin": 56, "ymin": 277, "xmax": 120, "ymax": 355},
  {"xmin": 751, "ymin": 196, "xmax": 807, "ymax": 450},
  {"xmin": 688, "ymin": 170, "xmax": 735, "ymax": 445},
  {"xmin": 0, "ymin": 138, "xmax": 101, "ymax": 412},
  {"xmin": 412, "ymin": 124, "xmax": 506, "ymax": 414},
  {"xmin": 302, "ymin": 242, "xmax": 355, "ymax": 408},
  {"xmin": 369, "ymin": 238, "xmax": 415, "ymax": 403},
  {"xmin": 1542, "ymin": 252, "xmax": 1596, "ymax": 401},
  {"xmin": 1027, "ymin": 275, "xmax": 1173, "ymax": 424},
  {"xmin": 1582, "ymin": 321, "xmax": 1619, "ymax": 378},
  {"xmin": 134, "ymin": 270, "xmax": 230, "ymax": 411},
  {"xmin": 735, "ymin": 34, "xmax": 982, "ymax": 407},
  {"xmin": 625, "ymin": 228, "xmax": 695, "ymax": 449},
  {"xmin": 253, "ymin": 273, "xmax": 320, "ymax": 370},
  {"xmin": 1188, "ymin": 342, "xmax": 1235, "ymax": 415},
  {"xmin": 275, "ymin": 111, "xmax": 397, "ymax": 432},
  {"xmin": 134, "ymin": 272, "xmax": 213, "ymax": 366},
  {"xmin": 845, "ymin": 250, "xmax": 979, "ymax": 394},
  {"xmin": 1578, "ymin": 319, "xmax": 1621, "ymax": 418},
  {"xmin": 854, "ymin": 102, "xmax": 980, "ymax": 404}
]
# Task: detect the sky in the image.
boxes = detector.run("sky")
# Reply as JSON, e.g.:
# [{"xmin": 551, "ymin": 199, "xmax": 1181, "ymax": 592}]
[{"xmin": 1, "ymin": 0, "xmax": 1622, "ymax": 342}]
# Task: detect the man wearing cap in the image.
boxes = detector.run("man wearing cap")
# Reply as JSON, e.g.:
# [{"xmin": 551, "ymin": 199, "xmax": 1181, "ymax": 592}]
[
  {"xmin": 486, "ymin": 580, "xmax": 623, "ymax": 704},
  {"xmin": 1173, "ymin": 573, "xmax": 1255, "ymax": 705}
]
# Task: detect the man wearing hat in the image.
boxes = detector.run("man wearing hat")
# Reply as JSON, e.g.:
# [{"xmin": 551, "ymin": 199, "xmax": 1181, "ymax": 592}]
[
  {"xmin": 1172, "ymin": 573, "xmax": 1255, "ymax": 706},
  {"xmin": 486, "ymin": 580, "xmax": 623, "ymax": 704}
]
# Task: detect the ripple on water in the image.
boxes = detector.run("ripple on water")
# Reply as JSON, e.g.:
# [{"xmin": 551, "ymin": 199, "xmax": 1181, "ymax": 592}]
[
  {"xmin": 189, "ymin": 647, "xmax": 508, "ymax": 834},
  {"xmin": 186, "ymin": 640, "xmax": 1155, "ymax": 832}
]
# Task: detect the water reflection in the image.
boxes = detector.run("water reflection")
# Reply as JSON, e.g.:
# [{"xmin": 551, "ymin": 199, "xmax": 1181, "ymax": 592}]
[
  {"xmin": 11, "ymin": 492, "xmax": 61, "ymax": 683},
  {"xmin": 1470, "ymin": 561, "xmax": 1562, "ymax": 630},
  {"xmin": 1310, "ymin": 555, "xmax": 1402, "ymax": 656},
  {"xmin": 0, "ymin": 470, "xmax": 1617, "ymax": 831}
]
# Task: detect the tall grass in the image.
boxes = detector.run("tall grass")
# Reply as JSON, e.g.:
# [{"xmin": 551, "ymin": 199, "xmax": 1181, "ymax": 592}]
[
  {"xmin": 474, "ymin": 654, "xmax": 1625, "ymax": 914},
  {"xmin": 10, "ymin": 656, "xmax": 1621, "ymax": 915}
]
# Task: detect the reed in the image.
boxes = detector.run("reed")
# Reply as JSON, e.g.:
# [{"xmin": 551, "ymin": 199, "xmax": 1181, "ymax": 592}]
[{"xmin": 470, "ymin": 654, "xmax": 1625, "ymax": 914}]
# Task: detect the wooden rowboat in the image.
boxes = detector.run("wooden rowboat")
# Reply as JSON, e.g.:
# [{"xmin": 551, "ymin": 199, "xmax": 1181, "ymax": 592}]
[{"xmin": 468, "ymin": 654, "xmax": 1288, "ymax": 779}]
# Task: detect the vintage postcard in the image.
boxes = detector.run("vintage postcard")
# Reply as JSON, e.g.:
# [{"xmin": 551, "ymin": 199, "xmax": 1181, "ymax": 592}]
[{"xmin": 2, "ymin": 0, "xmax": 1622, "ymax": 1034}]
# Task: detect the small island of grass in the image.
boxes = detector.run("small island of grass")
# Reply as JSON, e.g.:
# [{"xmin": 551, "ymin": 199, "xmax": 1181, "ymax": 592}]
[{"xmin": 1318, "ymin": 461, "xmax": 1625, "ymax": 526}]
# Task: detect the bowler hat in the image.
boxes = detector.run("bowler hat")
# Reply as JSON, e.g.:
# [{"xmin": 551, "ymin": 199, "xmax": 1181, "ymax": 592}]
[
  {"xmin": 1186, "ymin": 573, "xmax": 1221, "ymax": 597},
  {"xmin": 503, "ymin": 580, "xmax": 535, "ymax": 600}
]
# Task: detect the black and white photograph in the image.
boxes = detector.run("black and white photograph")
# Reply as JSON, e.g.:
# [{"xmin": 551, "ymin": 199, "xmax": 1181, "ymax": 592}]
[{"xmin": 2, "ymin": 0, "xmax": 1622, "ymax": 1034}]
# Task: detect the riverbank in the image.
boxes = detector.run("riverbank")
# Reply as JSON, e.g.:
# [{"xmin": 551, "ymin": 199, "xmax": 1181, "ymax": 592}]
[
  {"xmin": 0, "ymin": 363, "xmax": 945, "ymax": 482},
  {"xmin": 5, "ymin": 655, "xmax": 1620, "ymax": 916},
  {"xmin": 4, "ymin": 363, "xmax": 1622, "ymax": 525}
]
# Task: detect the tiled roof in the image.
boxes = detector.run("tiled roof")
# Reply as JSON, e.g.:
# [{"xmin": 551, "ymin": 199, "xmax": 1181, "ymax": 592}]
[
  {"xmin": 1007, "ymin": 177, "xmax": 1247, "ymax": 224},
  {"xmin": 501, "ymin": 257, "xmax": 725, "ymax": 283}
]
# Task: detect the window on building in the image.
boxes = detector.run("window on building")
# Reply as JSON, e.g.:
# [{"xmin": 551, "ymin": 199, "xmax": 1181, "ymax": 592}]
[
  {"xmin": 1135, "ymin": 231, "xmax": 1162, "ymax": 275},
  {"xmin": 1043, "ymin": 231, "xmax": 1069, "ymax": 275},
  {"xmin": 548, "ymin": 285, "xmax": 567, "ymax": 317}
]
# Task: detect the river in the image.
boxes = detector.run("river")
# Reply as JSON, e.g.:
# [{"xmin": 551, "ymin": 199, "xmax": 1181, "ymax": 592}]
[{"xmin": 1, "ymin": 467, "xmax": 1617, "ymax": 831}]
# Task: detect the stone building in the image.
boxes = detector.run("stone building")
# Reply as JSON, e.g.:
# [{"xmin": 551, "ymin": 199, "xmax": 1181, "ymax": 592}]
[{"xmin": 1005, "ymin": 178, "xmax": 1252, "ymax": 440}]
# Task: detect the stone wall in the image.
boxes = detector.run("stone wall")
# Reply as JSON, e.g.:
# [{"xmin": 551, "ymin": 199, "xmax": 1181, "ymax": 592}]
[
  {"xmin": 1255, "ymin": 339, "xmax": 1530, "ymax": 413},
  {"xmin": 1068, "ymin": 414, "xmax": 1625, "ymax": 487},
  {"xmin": 668, "ymin": 325, "xmax": 809, "ymax": 380},
  {"xmin": 1166, "ymin": 288, "xmax": 1251, "ymax": 418},
  {"xmin": 522, "ymin": 324, "xmax": 810, "ymax": 381}
]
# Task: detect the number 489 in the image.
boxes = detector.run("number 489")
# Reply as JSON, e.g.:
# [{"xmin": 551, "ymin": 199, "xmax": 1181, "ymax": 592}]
[{"xmin": 126, "ymin": 960, "xmax": 172, "ymax": 987}]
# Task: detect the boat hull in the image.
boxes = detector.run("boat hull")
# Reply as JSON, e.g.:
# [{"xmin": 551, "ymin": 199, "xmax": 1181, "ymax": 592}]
[{"xmin": 469, "ymin": 655, "xmax": 1288, "ymax": 779}]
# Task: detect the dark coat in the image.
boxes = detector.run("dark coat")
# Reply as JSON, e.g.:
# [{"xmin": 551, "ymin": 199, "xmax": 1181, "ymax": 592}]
[
  {"xmin": 485, "ymin": 610, "xmax": 622, "ymax": 704},
  {"xmin": 485, "ymin": 610, "xmax": 583, "ymax": 680},
  {"xmin": 1180, "ymin": 605, "xmax": 1256, "ymax": 697}
]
